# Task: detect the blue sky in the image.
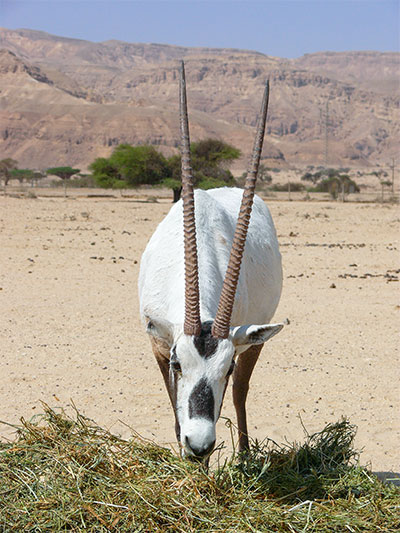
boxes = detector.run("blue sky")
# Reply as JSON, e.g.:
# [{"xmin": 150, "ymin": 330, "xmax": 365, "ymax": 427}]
[{"xmin": 1, "ymin": 0, "xmax": 399, "ymax": 58}]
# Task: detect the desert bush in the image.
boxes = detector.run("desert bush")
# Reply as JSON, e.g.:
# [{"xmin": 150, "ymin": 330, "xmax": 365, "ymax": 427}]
[
  {"xmin": 315, "ymin": 176, "xmax": 360, "ymax": 199},
  {"xmin": 269, "ymin": 182, "xmax": 305, "ymax": 192},
  {"xmin": 69, "ymin": 174, "xmax": 98, "ymax": 188},
  {"xmin": 0, "ymin": 158, "xmax": 18, "ymax": 186},
  {"xmin": 47, "ymin": 167, "xmax": 80, "ymax": 197},
  {"xmin": 90, "ymin": 140, "xmax": 239, "ymax": 201}
]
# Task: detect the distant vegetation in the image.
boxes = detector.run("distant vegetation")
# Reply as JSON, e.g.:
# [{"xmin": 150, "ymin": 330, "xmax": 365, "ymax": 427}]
[
  {"xmin": 46, "ymin": 167, "xmax": 80, "ymax": 197},
  {"xmin": 2, "ymin": 156, "xmax": 395, "ymax": 204},
  {"xmin": 301, "ymin": 168, "xmax": 360, "ymax": 200},
  {"xmin": 240, "ymin": 163, "xmax": 273, "ymax": 185},
  {"xmin": 369, "ymin": 169, "xmax": 394, "ymax": 200},
  {"xmin": 0, "ymin": 158, "xmax": 18, "ymax": 187},
  {"xmin": 89, "ymin": 139, "xmax": 240, "ymax": 201},
  {"xmin": 10, "ymin": 168, "xmax": 46, "ymax": 187},
  {"xmin": 270, "ymin": 182, "xmax": 305, "ymax": 192}
]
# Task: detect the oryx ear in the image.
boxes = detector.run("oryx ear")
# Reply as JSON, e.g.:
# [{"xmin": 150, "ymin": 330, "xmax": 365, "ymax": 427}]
[
  {"xmin": 146, "ymin": 317, "xmax": 174, "ymax": 346},
  {"xmin": 232, "ymin": 321, "xmax": 287, "ymax": 346}
]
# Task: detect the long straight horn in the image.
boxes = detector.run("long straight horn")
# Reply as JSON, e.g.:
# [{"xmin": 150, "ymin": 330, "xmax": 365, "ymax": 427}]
[
  {"xmin": 180, "ymin": 61, "xmax": 202, "ymax": 336},
  {"xmin": 212, "ymin": 81, "xmax": 270, "ymax": 339}
]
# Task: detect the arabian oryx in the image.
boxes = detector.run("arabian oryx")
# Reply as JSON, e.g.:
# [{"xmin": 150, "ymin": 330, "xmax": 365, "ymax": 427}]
[{"xmin": 139, "ymin": 62, "xmax": 285, "ymax": 460}]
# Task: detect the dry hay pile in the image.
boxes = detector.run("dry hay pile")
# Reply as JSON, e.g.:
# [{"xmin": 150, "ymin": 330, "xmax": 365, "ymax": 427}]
[{"xmin": 0, "ymin": 405, "xmax": 399, "ymax": 532}]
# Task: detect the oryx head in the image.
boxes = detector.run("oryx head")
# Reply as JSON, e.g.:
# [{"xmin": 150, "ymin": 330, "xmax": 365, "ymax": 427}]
[{"xmin": 148, "ymin": 62, "xmax": 284, "ymax": 460}]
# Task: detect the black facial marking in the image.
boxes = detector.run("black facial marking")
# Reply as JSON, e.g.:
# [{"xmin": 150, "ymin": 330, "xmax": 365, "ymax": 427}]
[
  {"xmin": 170, "ymin": 346, "xmax": 182, "ymax": 373},
  {"xmin": 188, "ymin": 377, "xmax": 215, "ymax": 421},
  {"xmin": 193, "ymin": 321, "xmax": 219, "ymax": 359},
  {"xmin": 171, "ymin": 361, "xmax": 181, "ymax": 373}
]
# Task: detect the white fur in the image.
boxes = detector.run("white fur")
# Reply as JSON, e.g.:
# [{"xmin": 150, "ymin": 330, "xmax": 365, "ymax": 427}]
[
  {"xmin": 139, "ymin": 187, "xmax": 282, "ymax": 327},
  {"xmin": 139, "ymin": 187, "xmax": 283, "ymax": 457}
]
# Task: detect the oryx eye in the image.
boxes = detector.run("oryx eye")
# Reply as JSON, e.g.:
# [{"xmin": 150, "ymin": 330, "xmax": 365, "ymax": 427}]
[
  {"xmin": 227, "ymin": 360, "xmax": 235, "ymax": 377},
  {"xmin": 171, "ymin": 360, "xmax": 182, "ymax": 373}
]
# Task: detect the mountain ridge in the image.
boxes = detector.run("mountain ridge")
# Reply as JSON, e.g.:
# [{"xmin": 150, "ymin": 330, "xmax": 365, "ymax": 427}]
[{"xmin": 0, "ymin": 28, "xmax": 398, "ymax": 170}]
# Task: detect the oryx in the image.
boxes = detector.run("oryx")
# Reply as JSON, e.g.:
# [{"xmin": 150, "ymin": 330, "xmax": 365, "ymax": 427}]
[{"xmin": 139, "ymin": 62, "xmax": 284, "ymax": 460}]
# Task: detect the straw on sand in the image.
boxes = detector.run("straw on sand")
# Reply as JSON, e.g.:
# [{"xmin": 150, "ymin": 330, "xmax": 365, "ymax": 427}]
[{"xmin": 0, "ymin": 404, "xmax": 399, "ymax": 531}]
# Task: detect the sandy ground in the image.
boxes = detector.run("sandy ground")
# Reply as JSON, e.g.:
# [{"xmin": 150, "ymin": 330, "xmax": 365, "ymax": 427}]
[{"xmin": 0, "ymin": 191, "xmax": 399, "ymax": 474}]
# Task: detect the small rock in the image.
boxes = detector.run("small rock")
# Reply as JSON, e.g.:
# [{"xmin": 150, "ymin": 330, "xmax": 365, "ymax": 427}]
[{"xmin": 330, "ymin": 283, "xmax": 336, "ymax": 288}]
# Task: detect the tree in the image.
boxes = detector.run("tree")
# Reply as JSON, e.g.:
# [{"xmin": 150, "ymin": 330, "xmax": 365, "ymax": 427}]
[
  {"xmin": 315, "ymin": 174, "xmax": 360, "ymax": 201},
  {"xmin": 160, "ymin": 177, "xmax": 183, "ymax": 203},
  {"xmin": 162, "ymin": 154, "xmax": 182, "ymax": 202},
  {"xmin": 89, "ymin": 158, "xmax": 123, "ymax": 189},
  {"xmin": 257, "ymin": 164, "xmax": 272, "ymax": 184},
  {"xmin": 301, "ymin": 168, "xmax": 360, "ymax": 201},
  {"xmin": 301, "ymin": 171, "xmax": 321, "ymax": 185},
  {"xmin": 10, "ymin": 168, "xmax": 35, "ymax": 184},
  {"xmin": 47, "ymin": 167, "xmax": 80, "ymax": 197},
  {"xmin": 191, "ymin": 138, "xmax": 241, "ymax": 166},
  {"xmin": 89, "ymin": 139, "xmax": 241, "ymax": 202},
  {"xmin": 31, "ymin": 170, "xmax": 46, "ymax": 187},
  {"xmin": 90, "ymin": 145, "xmax": 170, "ymax": 191},
  {"xmin": 109, "ymin": 144, "xmax": 170, "ymax": 186},
  {"xmin": 0, "ymin": 158, "xmax": 18, "ymax": 193},
  {"xmin": 373, "ymin": 170, "xmax": 393, "ymax": 201},
  {"xmin": 190, "ymin": 139, "xmax": 240, "ymax": 191},
  {"xmin": 301, "ymin": 167, "xmax": 346, "ymax": 186}
]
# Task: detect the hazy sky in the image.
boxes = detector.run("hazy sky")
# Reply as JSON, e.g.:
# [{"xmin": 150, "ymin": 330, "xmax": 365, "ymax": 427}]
[{"xmin": 1, "ymin": 0, "xmax": 399, "ymax": 58}]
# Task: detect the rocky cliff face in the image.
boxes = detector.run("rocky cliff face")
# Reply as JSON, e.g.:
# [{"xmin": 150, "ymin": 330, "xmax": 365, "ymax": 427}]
[{"xmin": 0, "ymin": 28, "xmax": 398, "ymax": 170}]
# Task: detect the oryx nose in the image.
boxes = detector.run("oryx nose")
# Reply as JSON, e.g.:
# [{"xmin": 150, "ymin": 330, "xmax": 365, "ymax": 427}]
[{"xmin": 185, "ymin": 436, "xmax": 216, "ymax": 458}]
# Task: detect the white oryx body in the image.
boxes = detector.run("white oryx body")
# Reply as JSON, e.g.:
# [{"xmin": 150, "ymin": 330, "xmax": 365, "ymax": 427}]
[
  {"xmin": 139, "ymin": 188, "xmax": 283, "ymax": 458},
  {"xmin": 139, "ymin": 187, "xmax": 282, "ymax": 329}
]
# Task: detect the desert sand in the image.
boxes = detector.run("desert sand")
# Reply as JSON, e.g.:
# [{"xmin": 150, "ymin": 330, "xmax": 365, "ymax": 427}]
[{"xmin": 0, "ymin": 191, "xmax": 398, "ymax": 473}]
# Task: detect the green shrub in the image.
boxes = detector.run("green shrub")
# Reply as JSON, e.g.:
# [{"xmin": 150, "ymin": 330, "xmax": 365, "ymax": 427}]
[
  {"xmin": 269, "ymin": 182, "xmax": 305, "ymax": 192},
  {"xmin": 70, "ymin": 175, "xmax": 98, "ymax": 188},
  {"xmin": 315, "ymin": 176, "xmax": 360, "ymax": 198}
]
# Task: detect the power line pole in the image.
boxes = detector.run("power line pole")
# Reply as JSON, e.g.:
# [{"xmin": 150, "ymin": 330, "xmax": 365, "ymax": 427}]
[
  {"xmin": 389, "ymin": 158, "xmax": 395, "ymax": 194},
  {"xmin": 320, "ymin": 99, "xmax": 330, "ymax": 167},
  {"xmin": 325, "ymin": 100, "xmax": 328, "ymax": 166}
]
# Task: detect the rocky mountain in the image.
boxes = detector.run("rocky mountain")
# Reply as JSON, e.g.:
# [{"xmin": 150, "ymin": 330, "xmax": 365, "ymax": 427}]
[{"xmin": 0, "ymin": 28, "xmax": 398, "ymax": 171}]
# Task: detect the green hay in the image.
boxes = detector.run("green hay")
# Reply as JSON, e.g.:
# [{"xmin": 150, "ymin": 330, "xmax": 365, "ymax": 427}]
[{"xmin": 0, "ymin": 405, "xmax": 399, "ymax": 532}]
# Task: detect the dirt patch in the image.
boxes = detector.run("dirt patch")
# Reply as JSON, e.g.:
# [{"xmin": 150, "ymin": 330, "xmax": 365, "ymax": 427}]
[{"xmin": 0, "ymin": 194, "xmax": 398, "ymax": 472}]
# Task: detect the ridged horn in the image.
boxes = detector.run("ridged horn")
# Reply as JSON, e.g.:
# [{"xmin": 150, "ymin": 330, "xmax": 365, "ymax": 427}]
[
  {"xmin": 212, "ymin": 80, "xmax": 270, "ymax": 339},
  {"xmin": 180, "ymin": 61, "xmax": 202, "ymax": 336}
]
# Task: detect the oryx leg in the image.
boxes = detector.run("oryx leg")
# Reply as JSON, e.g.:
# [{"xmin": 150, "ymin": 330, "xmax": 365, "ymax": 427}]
[
  {"xmin": 232, "ymin": 343, "xmax": 264, "ymax": 452},
  {"xmin": 150, "ymin": 337, "xmax": 180, "ymax": 441}
]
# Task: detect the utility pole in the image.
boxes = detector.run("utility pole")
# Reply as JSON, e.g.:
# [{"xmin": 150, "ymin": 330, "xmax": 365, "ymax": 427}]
[
  {"xmin": 320, "ymin": 99, "xmax": 330, "ymax": 167},
  {"xmin": 325, "ymin": 100, "xmax": 329, "ymax": 167},
  {"xmin": 389, "ymin": 158, "xmax": 395, "ymax": 194}
]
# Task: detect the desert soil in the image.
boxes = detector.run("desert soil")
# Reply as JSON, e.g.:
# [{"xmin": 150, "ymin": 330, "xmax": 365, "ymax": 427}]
[{"xmin": 0, "ymin": 192, "xmax": 398, "ymax": 473}]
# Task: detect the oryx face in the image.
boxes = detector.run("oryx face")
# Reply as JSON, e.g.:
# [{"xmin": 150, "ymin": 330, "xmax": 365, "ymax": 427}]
[
  {"xmin": 146, "ymin": 317, "xmax": 284, "ymax": 460},
  {"xmin": 170, "ymin": 322, "xmax": 235, "ymax": 459}
]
